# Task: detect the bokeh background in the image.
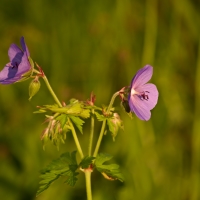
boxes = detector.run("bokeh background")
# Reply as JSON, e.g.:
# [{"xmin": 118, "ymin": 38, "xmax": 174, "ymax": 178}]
[{"xmin": 0, "ymin": 0, "xmax": 200, "ymax": 199}]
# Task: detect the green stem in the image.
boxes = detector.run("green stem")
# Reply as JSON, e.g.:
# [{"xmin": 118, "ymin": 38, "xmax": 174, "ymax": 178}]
[
  {"xmin": 68, "ymin": 119, "xmax": 84, "ymax": 159},
  {"xmin": 42, "ymin": 75, "xmax": 62, "ymax": 107},
  {"xmin": 93, "ymin": 91, "xmax": 119, "ymax": 157},
  {"xmin": 107, "ymin": 92, "xmax": 120, "ymax": 111},
  {"xmin": 33, "ymin": 68, "xmax": 62, "ymax": 107},
  {"xmin": 93, "ymin": 120, "xmax": 106, "ymax": 157},
  {"xmin": 85, "ymin": 170, "xmax": 92, "ymax": 200},
  {"xmin": 88, "ymin": 109, "xmax": 95, "ymax": 156}
]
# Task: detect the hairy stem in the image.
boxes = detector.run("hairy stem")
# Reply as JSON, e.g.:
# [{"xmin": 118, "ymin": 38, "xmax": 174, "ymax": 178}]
[
  {"xmin": 33, "ymin": 68, "xmax": 62, "ymax": 107},
  {"xmin": 68, "ymin": 119, "xmax": 84, "ymax": 159},
  {"xmin": 88, "ymin": 109, "xmax": 95, "ymax": 156},
  {"xmin": 93, "ymin": 120, "xmax": 106, "ymax": 157},
  {"xmin": 42, "ymin": 75, "xmax": 62, "ymax": 108},
  {"xmin": 107, "ymin": 92, "xmax": 120, "ymax": 111}
]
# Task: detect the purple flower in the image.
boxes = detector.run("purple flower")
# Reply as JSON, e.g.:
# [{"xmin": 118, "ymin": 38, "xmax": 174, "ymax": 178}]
[
  {"xmin": 128, "ymin": 65, "xmax": 158, "ymax": 121},
  {"xmin": 0, "ymin": 37, "xmax": 32, "ymax": 84}
]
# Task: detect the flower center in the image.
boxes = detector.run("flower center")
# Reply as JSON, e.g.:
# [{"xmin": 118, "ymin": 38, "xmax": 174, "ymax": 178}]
[
  {"xmin": 131, "ymin": 89, "xmax": 149, "ymax": 101},
  {"xmin": 140, "ymin": 91, "xmax": 149, "ymax": 100},
  {"xmin": 12, "ymin": 62, "xmax": 19, "ymax": 68}
]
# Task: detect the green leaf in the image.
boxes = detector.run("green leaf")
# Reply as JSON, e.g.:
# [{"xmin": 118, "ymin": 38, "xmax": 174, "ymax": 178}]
[
  {"xmin": 94, "ymin": 153, "xmax": 124, "ymax": 182},
  {"xmin": 69, "ymin": 116, "xmax": 85, "ymax": 134},
  {"xmin": 79, "ymin": 108, "xmax": 90, "ymax": 118},
  {"xmin": 33, "ymin": 109, "xmax": 47, "ymax": 114},
  {"xmin": 37, "ymin": 151, "xmax": 78, "ymax": 196},
  {"xmin": 79, "ymin": 156, "xmax": 95, "ymax": 169},
  {"xmin": 64, "ymin": 171, "xmax": 79, "ymax": 186},
  {"xmin": 55, "ymin": 114, "xmax": 68, "ymax": 129},
  {"xmin": 65, "ymin": 101, "xmax": 90, "ymax": 118},
  {"xmin": 94, "ymin": 111, "xmax": 106, "ymax": 121},
  {"xmin": 35, "ymin": 101, "xmax": 90, "ymax": 119}
]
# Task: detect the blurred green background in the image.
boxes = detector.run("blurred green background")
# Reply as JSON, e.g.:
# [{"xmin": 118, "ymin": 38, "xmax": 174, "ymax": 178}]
[{"xmin": 0, "ymin": 0, "xmax": 200, "ymax": 199}]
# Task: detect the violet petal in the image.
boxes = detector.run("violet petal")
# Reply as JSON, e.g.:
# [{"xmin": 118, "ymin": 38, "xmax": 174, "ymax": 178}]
[
  {"xmin": 0, "ymin": 65, "xmax": 19, "ymax": 84},
  {"xmin": 136, "ymin": 83, "xmax": 159, "ymax": 110},
  {"xmin": 131, "ymin": 65, "xmax": 153, "ymax": 88},
  {"xmin": 20, "ymin": 37, "xmax": 30, "ymax": 57},
  {"xmin": 8, "ymin": 44, "xmax": 22, "ymax": 61},
  {"xmin": 128, "ymin": 94, "xmax": 151, "ymax": 121},
  {"xmin": 17, "ymin": 53, "xmax": 31, "ymax": 75}
]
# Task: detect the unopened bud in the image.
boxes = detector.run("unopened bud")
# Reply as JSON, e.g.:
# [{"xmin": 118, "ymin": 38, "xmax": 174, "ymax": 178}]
[{"xmin": 29, "ymin": 77, "xmax": 41, "ymax": 100}]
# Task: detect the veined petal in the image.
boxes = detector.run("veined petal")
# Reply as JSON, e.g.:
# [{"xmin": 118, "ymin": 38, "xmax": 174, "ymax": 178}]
[
  {"xmin": 128, "ymin": 94, "xmax": 151, "ymax": 121},
  {"xmin": 20, "ymin": 36, "xmax": 30, "ymax": 57},
  {"xmin": 0, "ymin": 54, "xmax": 31, "ymax": 84},
  {"xmin": 136, "ymin": 83, "xmax": 159, "ymax": 110},
  {"xmin": 0, "ymin": 65, "xmax": 18, "ymax": 84},
  {"xmin": 16, "ymin": 53, "xmax": 31, "ymax": 76},
  {"xmin": 8, "ymin": 44, "xmax": 22, "ymax": 61},
  {"xmin": 131, "ymin": 65, "xmax": 153, "ymax": 88}
]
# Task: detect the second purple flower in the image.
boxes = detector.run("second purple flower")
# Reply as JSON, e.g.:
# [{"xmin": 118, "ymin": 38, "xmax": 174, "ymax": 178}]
[{"xmin": 128, "ymin": 65, "xmax": 159, "ymax": 121}]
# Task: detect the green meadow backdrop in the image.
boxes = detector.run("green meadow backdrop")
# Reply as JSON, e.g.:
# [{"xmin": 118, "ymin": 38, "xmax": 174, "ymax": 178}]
[{"xmin": 0, "ymin": 0, "xmax": 200, "ymax": 199}]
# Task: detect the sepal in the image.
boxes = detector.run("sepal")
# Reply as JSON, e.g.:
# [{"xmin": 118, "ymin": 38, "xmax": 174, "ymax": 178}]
[
  {"xmin": 121, "ymin": 99, "xmax": 133, "ymax": 119},
  {"xmin": 16, "ymin": 56, "xmax": 34, "ymax": 83}
]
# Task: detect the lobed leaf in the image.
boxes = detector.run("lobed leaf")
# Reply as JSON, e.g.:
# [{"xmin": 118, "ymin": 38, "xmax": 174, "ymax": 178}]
[
  {"xmin": 34, "ymin": 101, "xmax": 90, "ymax": 119},
  {"xmin": 94, "ymin": 111, "xmax": 106, "ymax": 121},
  {"xmin": 55, "ymin": 114, "xmax": 68, "ymax": 129},
  {"xmin": 36, "ymin": 151, "xmax": 78, "ymax": 196},
  {"xmin": 69, "ymin": 116, "xmax": 85, "ymax": 134},
  {"xmin": 94, "ymin": 153, "xmax": 124, "ymax": 182},
  {"xmin": 79, "ymin": 156, "xmax": 95, "ymax": 169}
]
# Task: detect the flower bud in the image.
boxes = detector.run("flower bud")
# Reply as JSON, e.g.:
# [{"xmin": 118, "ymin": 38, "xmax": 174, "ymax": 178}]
[
  {"xmin": 107, "ymin": 113, "xmax": 124, "ymax": 141},
  {"xmin": 41, "ymin": 128, "xmax": 50, "ymax": 150},
  {"xmin": 29, "ymin": 76, "xmax": 41, "ymax": 100}
]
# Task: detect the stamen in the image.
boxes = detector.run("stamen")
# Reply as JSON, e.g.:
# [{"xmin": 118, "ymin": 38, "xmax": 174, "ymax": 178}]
[
  {"xmin": 140, "ymin": 91, "xmax": 149, "ymax": 101},
  {"xmin": 11, "ymin": 62, "xmax": 19, "ymax": 68}
]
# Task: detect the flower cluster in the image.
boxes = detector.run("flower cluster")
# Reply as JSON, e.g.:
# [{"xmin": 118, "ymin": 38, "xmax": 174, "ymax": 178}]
[{"xmin": 0, "ymin": 37, "xmax": 159, "ymax": 199}]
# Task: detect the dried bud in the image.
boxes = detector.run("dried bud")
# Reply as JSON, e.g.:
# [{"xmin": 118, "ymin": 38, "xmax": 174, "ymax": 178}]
[
  {"xmin": 102, "ymin": 172, "xmax": 117, "ymax": 181},
  {"xmin": 107, "ymin": 113, "xmax": 124, "ymax": 141}
]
